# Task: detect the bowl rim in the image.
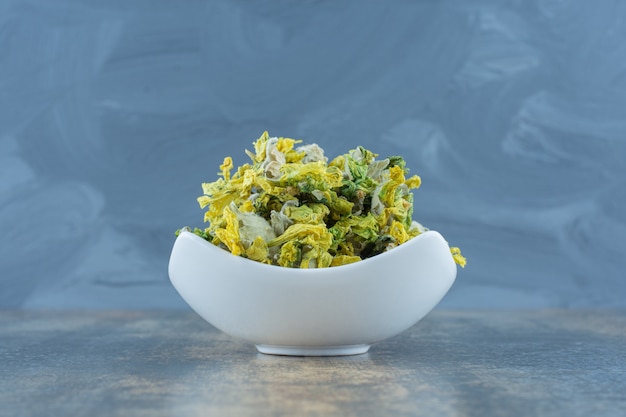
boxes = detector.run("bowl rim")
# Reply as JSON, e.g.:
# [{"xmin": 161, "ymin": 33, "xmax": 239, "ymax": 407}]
[{"xmin": 175, "ymin": 229, "xmax": 451, "ymax": 275}]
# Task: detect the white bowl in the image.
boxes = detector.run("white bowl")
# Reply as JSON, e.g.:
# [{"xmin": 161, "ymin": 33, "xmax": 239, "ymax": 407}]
[{"xmin": 168, "ymin": 230, "xmax": 457, "ymax": 356}]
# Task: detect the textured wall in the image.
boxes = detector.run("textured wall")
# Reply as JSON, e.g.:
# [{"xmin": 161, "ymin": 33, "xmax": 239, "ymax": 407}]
[{"xmin": 1, "ymin": 0, "xmax": 625, "ymax": 309}]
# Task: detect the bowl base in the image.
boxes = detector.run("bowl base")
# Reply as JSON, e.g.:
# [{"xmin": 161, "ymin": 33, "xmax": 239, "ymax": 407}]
[{"xmin": 256, "ymin": 344, "xmax": 371, "ymax": 356}]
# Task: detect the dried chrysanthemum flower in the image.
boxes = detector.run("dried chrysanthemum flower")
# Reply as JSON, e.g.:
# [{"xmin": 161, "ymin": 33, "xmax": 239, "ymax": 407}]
[{"xmin": 176, "ymin": 131, "xmax": 466, "ymax": 269}]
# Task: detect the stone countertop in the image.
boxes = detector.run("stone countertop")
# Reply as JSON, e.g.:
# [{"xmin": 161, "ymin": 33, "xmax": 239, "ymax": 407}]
[{"xmin": 1, "ymin": 310, "xmax": 624, "ymax": 417}]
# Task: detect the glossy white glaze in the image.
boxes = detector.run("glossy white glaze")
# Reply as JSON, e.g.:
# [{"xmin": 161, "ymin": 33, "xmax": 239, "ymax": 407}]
[{"xmin": 168, "ymin": 231, "xmax": 456, "ymax": 355}]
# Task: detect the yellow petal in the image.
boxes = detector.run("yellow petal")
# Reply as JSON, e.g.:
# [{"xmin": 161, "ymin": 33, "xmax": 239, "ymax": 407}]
[
  {"xmin": 450, "ymin": 247, "xmax": 467, "ymax": 268},
  {"xmin": 284, "ymin": 204, "xmax": 329, "ymax": 224},
  {"xmin": 405, "ymin": 175, "xmax": 421, "ymax": 189},
  {"xmin": 275, "ymin": 137, "xmax": 301, "ymax": 154},
  {"xmin": 245, "ymin": 236, "xmax": 269, "ymax": 262},
  {"xmin": 253, "ymin": 131, "xmax": 270, "ymax": 162},
  {"xmin": 277, "ymin": 241, "xmax": 301, "ymax": 267},
  {"xmin": 220, "ymin": 156, "xmax": 234, "ymax": 180},
  {"xmin": 197, "ymin": 195, "xmax": 211, "ymax": 209},
  {"xmin": 279, "ymin": 161, "xmax": 344, "ymax": 189},
  {"xmin": 268, "ymin": 224, "xmax": 332, "ymax": 251},
  {"xmin": 239, "ymin": 200, "xmax": 255, "ymax": 213},
  {"xmin": 380, "ymin": 165, "xmax": 405, "ymax": 207},
  {"xmin": 389, "ymin": 220, "xmax": 410, "ymax": 245},
  {"xmin": 214, "ymin": 206, "xmax": 244, "ymax": 256},
  {"xmin": 330, "ymin": 255, "xmax": 361, "ymax": 267}
]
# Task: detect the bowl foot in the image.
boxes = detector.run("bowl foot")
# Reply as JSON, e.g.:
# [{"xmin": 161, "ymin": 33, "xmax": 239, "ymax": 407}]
[{"xmin": 256, "ymin": 344, "xmax": 371, "ymax": 356}]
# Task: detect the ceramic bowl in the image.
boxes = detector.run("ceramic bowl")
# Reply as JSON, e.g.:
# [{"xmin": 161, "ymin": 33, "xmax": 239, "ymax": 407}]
[{"xmin": 168, "ymin": 230, "xmax": 457, "ymax": 356}]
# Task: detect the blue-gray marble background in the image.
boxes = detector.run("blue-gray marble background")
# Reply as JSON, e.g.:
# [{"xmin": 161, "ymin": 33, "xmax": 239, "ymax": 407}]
[{"xmin": 2, "ymin": 0, "xmax": 625, "ymax": 309}]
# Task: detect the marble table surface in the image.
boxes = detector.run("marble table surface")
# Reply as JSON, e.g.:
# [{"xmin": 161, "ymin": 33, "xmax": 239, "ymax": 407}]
[{"xmin": 1, "ymin": 310, "xmax": 624, "ymax": 417}]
